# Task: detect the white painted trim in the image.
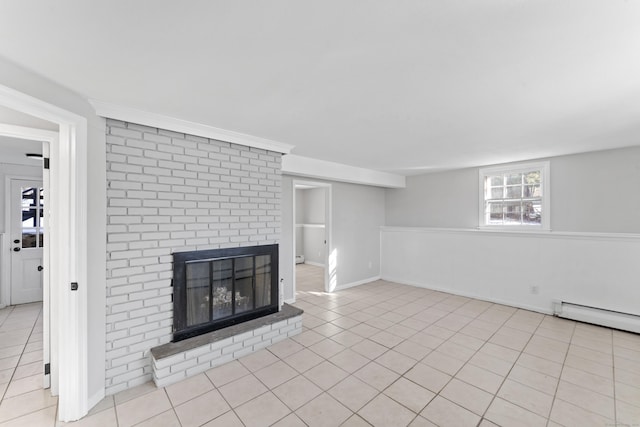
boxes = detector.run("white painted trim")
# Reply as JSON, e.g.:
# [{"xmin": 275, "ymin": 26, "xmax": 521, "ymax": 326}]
[
  {"xmin": 303, "ymin": 261, "xmax": 325, "ymax": 268},
  {"xmin": 334, "ymin": 275, "xmax": 382, "ymax": 292},
  {"xmin": 555, "ymin": 302, "xmax": 640, "ymax": 334},
  {"xmin": 90, "ymin": 100, "xmax": 294, "ymax": 154},
  {"xmin": 380, "ymin": 226, "xmax": 640, "ymax": 242},
  {"xmin": 0, "ymin": 123, "xmax": 58, "ymax": 141},
  {"xmin": 478, "ymin": 160, "xmax": 550, "ymax": 231},
  {"xmin": 284, "ymin": 297, "xmax": 296, "ymax": 305},
  {"xmin": 296, "ymin": 223, "xmax": 325, "ymax": 229},
  {"xmin": 87, "ymin": 388, "xmax": 106, "ymax": 413},
  {"xmin": 0, "ymin": 83, "xmax": 90, "ymax": 422},
  {"xmin": 381, "ymin": 276, "xmax": 553, "ymax": 315},
  {"xmin": 283, "ymin": 155, "xmax": 406, "ymax": 189}
]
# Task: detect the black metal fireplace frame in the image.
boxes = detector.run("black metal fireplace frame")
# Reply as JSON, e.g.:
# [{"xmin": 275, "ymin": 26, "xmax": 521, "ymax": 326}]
[{"xmin": 172, "ymin": 244, "xmax": 279, "ymax": 342}]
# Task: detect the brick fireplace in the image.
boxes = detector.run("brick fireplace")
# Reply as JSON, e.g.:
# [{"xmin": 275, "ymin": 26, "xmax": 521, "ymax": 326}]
[{"xmin": 105, "ymin": 119, "xmax": 288, "ymax": 395}]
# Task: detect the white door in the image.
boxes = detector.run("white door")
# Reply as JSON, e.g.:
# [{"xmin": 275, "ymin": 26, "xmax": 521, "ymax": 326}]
[{"xmin": 10, "ymin": 179, "xmax": 44, "ymax": 305}]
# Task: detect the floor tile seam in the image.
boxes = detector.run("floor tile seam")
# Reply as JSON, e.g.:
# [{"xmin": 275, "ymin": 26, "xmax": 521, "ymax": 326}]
[
  {"xmin": 18, "ymin": 308, "xmax": 42, "ymax": 370},
  {"xmin": 561, "ymin": 360, "xmax": 615, "ymax": 382},
  {"xmin": 566, "ymin": 345, "xmax": 615, "ymax": 365},
  {"xmin": 377, "ymin": 374, "xmax": 435, "ymax": 416},
  {"xmin": 567, "ymin": 341, "xmax": 614, "ymax": 357},
  {"xmin": 0, "ymin": 400, "xmax": 58, "ymax": 425},
  {"xmin": 545, "ymin": 318, "xmax": 577, "ymax": 427},
  {"xmin": 559, "ymin": 367, "xmax": 615, "ymax": 394},
  {"xmin": 611, "ymin": 336, "xmax": 621, "ymax": 427},
  {"xmin": 502, "ymin": 370, "xmax": 559, "ymax": 400},
  {"xmin": 551, "ymin": 395, "xmax": 617, "ymax": 424},
  {"xmin": 421, "ymin": 393, "xmax": 483, "ymax": 425},
  {"xmin": 164, "ymin": 378, "xmax": 217, "ymax": 409},
  {"xmin": 1, "ymin": 373, "xmax": 44, "ymax": 400},
  {"xmin": 611, "ymin": 348, "xmax": 640, "ymax": 364},
  {"xmin": 476, "ymin": 308, "xmax": 550, "ymax": 424}
]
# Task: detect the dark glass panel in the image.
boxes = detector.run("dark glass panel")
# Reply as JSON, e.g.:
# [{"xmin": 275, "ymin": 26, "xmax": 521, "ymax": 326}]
[
  {"xmin": 186, "ymin": 261, "xmax": 210, "ymax": 327},
  {"xmin": 234, "ymin": 257, "xmax": 254, "ymax": 314},
  {"xmin": 254, "ymin": 255, "xmax": 271, "ymax": 309},
  {"xmin": 211, "ymin": 259, "xmax": 233, "ymax": 319}
]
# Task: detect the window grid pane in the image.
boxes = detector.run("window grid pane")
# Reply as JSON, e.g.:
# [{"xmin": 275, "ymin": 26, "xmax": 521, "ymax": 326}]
[{"xmin": 484, "ymin": 170, "xmax": 542, "ymax": 226}]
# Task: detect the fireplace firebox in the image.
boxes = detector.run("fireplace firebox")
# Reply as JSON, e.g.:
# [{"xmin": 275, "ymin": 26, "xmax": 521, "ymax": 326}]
[{"xmin": 172, "ymin": 244, "xmax": 279, "ymax": 342}]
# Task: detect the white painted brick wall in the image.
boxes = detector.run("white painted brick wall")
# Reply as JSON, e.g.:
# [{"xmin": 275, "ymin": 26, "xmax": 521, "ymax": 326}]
[
  {"xmin": 151, "ymin": 314, "xmax": 302, "ymax": 388},
  {"xmin": 105, "ymin": 119, "xmax": 282, "ymax": 395}
]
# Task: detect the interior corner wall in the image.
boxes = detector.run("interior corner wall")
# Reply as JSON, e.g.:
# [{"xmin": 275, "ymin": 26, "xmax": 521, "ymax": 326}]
[
  {"xmin": 0, "ymin": 56, "xmax": 107, "ymax": 409},
  {"xmin": 281, "ymin": 175, "xmax": 385, "ymax": 298},
  {"xmin": 382, "ymin": 145, "xmax": 640, "ymax": 316}
]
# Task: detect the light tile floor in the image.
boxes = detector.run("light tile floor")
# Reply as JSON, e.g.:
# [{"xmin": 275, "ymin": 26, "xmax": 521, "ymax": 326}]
[
  {"xmin": 2, "ymin": 267, "xmax": 640, "ymax": 426},
  {"xmin": 295, "ymin": 264, "xmax": 324, "ymax": 293},
  {"xmin": 0, "ymin": 302, "xmax": 53, "ymax": 426}
]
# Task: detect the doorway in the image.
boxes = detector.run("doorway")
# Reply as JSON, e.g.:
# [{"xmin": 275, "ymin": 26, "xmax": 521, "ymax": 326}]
[
  {"xmin": 10, "ymin": 179, "xmax": 45, "ymax": 305},
  {"xmin": 292, "ymin": 181, "xmax": 331, "ymax": 295},
  {"xmin": 0, "ymin": 82, "xmax": 90, "ymax": 421}
]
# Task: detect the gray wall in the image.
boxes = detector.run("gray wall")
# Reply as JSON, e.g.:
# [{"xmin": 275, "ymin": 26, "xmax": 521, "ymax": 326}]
[
  {"xmin": 295, "ymin": 189, "xmax": 305, "ymax": 224},
  {"xmin": 302, "ymin": 188, "xmax": 325, "ymax": 224},
  {"xmin": 281, "ymin": 175, "xmax": 386, "ymax": 297},
  {"xmin": 386, "ymin": 146, "xmax": 640, "ymax": 233}
]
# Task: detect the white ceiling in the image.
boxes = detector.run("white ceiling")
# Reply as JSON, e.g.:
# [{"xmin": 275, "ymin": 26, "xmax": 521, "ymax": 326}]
[
  {"xmin": 0, "ymin": 135, "xmax": 43, "ymax": 166},
  {"xmin": 1, "ymin": 1, "xmax": 639, "ymax": 175}
]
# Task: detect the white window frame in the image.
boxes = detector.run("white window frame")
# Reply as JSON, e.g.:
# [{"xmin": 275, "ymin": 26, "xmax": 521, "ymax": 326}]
[{"xmin": 478, "ymin": 161, "xmax": 550, "ymax": 231}]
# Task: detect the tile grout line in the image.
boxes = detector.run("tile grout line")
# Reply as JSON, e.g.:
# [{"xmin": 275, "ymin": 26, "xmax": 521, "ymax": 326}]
[
  {"xmin": 475, "ymin": 306, "xmax": 546, "ymax": 426},
  {"xmin": 543, "ymin": 319, "xmax": 577, "ymax": 427}
]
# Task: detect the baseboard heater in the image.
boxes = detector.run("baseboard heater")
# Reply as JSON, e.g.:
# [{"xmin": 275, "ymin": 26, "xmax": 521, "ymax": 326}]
[{"xmin": 552, "ymin": 301, "xmax": 640, "ymax": 334}]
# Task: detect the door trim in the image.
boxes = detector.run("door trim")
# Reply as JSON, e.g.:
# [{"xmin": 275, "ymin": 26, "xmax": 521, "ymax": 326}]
[{"xmin": 0, "ymin": 84, "xmax": 89, "ymax": 422}]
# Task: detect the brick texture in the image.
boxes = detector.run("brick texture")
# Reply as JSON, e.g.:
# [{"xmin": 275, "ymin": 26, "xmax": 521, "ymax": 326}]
[
  {"xmin": 105, "ymin": 119, "xmax": 282, "ymax": 395},
  {"xmin": 151, "ymin": 316, "xmax": 302, "ymax": 388}
]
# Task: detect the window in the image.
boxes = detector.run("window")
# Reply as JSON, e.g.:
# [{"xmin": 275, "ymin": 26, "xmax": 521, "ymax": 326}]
[{"xmin": 479, "ymin": 161, "xmax": 550, "ymax": 230}]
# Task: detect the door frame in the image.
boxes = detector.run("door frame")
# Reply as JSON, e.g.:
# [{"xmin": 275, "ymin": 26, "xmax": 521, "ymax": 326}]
[
  {"xmin": 292, "ymin": 180, "xmax": 333, "ymax": 295},
  {"xmin": 0, "ymin": 84, "xmax": 89, "ymax": 422},
  {"xmin": 5, "ymin": 173, "xmax": 51, "ymax": 389}
]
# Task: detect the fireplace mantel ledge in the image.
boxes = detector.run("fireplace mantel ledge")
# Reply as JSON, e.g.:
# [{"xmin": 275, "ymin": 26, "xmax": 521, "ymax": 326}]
[{"xmin": 151, "ymin": 303, "xmax": 303, "ymax": 361}]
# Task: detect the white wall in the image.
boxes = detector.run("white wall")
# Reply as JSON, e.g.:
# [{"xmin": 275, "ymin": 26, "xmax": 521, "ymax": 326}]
[
  {"xmin": 281, "ymin": 175, "xmax": 385, "ymax": 298},
  {"xmin": 301, "ymin": 188, "xmax": 325, "ymax": 224},
  {"xmin": 383, "ymin": 146, "xmax": 640, "ymax": 317},
  {"xmin": 381, "ymin": 227, "xmax": 640, "ymax": 316},
  {"xmin": 0, "ymin": 56, "xmax": 106, "ymax": 407}
]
